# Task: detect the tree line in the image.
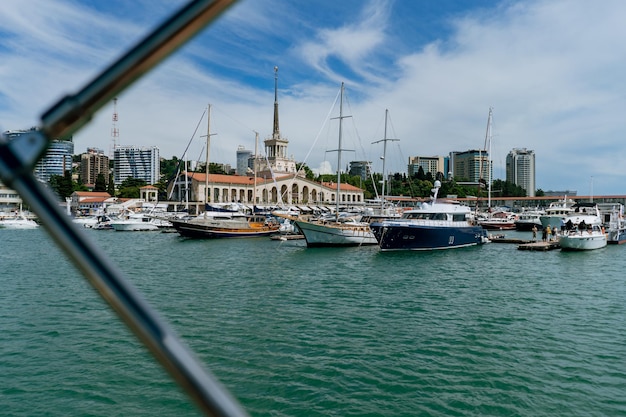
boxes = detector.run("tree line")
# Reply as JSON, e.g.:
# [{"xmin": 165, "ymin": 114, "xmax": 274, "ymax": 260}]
[{"xmin": 49, "ymin": 156, "xmax": 540, "ymax": 201}]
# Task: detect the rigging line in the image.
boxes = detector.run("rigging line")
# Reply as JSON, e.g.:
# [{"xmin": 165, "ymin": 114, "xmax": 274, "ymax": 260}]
[
  {"xmin": 212, "ymin": 105, "xmax": 257, "ymax": 135},
  {"xmin": 298, "ymin": 86, "xmax": 341, "ymax": 171},
  {"xmin": 282, "ymin": 86, "xmax": 341, "ymax": 197},
  {"xmin": 167, "ymin": 108, "xmax": 207, "ymax": 200},
  {"xmin": 340, "ymin": 89, "xmax": 366, "ymax": 161}
]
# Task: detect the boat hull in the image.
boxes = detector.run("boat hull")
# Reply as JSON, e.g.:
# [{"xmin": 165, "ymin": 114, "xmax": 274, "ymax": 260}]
[
  {"xmin": 370, "ymin": 222, "xmax": 487, "ymax": 251},
  {"xmin": 170, "ymin": 219, "xmax": 278, "ymax": 238},
  {"xmin": 479, "ymin": 221, "xmax": 516, "ymax": 230},
  {"xmin": 0, "ymin": 219, "xmax": 39, "ymax": 229},
  {"xmin": 607, "ymin": 227, "xmax": 626, "ymax": 244},
  {"xmin": 294, "ymin": 220, "xmax": 377, "ymax": 247},
  {"xmin": 110, "ymin": 221, "xmax": 159, "ymax": 231},
  {"xmin": 540, "ymin": 215, "xmax": 567, "ymax": 230},
  {"xmin": 514, "ymin": 219, "xmax": 543, "ymax": 231},
  {"xmin": 559, "ymin": 232, "xmax": 607, "ymax": 251}
]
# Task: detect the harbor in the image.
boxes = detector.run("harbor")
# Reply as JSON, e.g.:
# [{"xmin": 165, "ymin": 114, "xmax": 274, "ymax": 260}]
[
  {"xmin": 2, "ymin": 227, "xmax": 625, "ymax": 416},
  {"xmin": 2, "ymin": 1, "xmax": 626, "ymax": 416}
]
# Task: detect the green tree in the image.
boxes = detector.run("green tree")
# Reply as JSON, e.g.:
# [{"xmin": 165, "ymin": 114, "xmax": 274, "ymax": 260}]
[
  {"xmin": 107, "ymin": 174, "xmax": 116, "ymax": 196},
  {"xmin": 160, "ymin": 156, "xmax": 180, "ymax": 181},
  {"xmin": 296, "ymin": 163, "xmax": 315, "ymax": 180},
  {"xmin": 49, "ymin": 171, "xmax": 75, "ymax": 199},
  {"xmin": 94, "ymin": 173, "xmax": 107, "ymax": 192},
  {"xmin": 117, "ymin": 177, "xmax": 147, "ymax": 198},
  {"xmin": 491, "ymin": 179, "xmax": 527, "ymax": 197}
]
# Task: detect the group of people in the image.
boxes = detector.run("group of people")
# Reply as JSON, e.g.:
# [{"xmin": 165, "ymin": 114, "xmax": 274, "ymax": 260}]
[{"xmin": 531, "ymin": 224, "xmax": 558, "ymax": 242}]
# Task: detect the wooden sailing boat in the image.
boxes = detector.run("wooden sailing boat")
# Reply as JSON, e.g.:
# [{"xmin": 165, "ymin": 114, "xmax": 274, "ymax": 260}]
[
  {"xmin": 170, "ymin": 104, "xmax": 279, "ymax": 238},
  {"xmin": 294, "ymin": 83, "xmax": 377, "ymax": 247}
]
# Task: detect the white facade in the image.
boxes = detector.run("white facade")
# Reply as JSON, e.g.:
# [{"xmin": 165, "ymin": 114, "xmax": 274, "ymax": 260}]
[
  {"xmin": 168, "ymin": 172, "xmax": 365, "ymax": 207},
  {"xmin": 34, "ymin": 140, "xmax": 74, "ymax": 183},
  {"xmin": 4, "ymin": 129, "xmax": 74, "ymax": 183},
  {"xmin": 407, "ymin": 155, "xmax": 445, "ymax": 177},
  {"xmin": 0, "ymin": 182, "xmax": 22, "ymax": 210},
  {"xmin": 113, "ymin": 146, "xmax": 160, "ymax": 186}
]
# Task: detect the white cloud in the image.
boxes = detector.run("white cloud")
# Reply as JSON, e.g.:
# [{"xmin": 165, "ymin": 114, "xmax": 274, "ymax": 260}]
[
  {"xmin": 2, "ymin": 0, "xmax": 626, "ymax": 195},
  {"xmin": 313, "ymin": 161, "xmax": 334, "ymax": 176}
]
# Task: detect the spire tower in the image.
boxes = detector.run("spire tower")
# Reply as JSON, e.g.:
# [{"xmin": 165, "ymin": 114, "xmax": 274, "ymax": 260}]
[
  {"xmin": 260, "ymin": 66, "xmax": 296, "ymax": 177},
  {"xmin": 272, "ymin": 66, "xmax": 280, "ymax": 139}
]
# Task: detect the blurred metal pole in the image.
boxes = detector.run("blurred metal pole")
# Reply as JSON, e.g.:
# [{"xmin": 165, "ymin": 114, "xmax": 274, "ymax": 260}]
[{"xmin": 0, "ymin": 1, "xmax": 249, "ymax": 416}]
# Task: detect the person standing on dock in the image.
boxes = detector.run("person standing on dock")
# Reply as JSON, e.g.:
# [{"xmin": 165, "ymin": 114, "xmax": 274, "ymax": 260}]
[
  {"xmin": 532, "ymin": 225, "xmax": 538, "ymax": 241},
  {"xmin": 545, "ymin": 225, "xmax": 551, "ymax": 241}
]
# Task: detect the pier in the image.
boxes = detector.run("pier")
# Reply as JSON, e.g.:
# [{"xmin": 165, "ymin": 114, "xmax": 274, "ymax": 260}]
[
  {"xmin": 517, "ymin": 241, "xmax": 561, "ymax": 251},
  {"xmin": 488, "ymin": 234, "xmax": 561, "ymax": 251}
]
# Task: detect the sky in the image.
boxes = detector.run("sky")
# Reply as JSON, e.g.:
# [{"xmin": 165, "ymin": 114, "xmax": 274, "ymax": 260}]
[{"xmin": 1, "ymin": 0, "xmax": 626, "ymax": 196}]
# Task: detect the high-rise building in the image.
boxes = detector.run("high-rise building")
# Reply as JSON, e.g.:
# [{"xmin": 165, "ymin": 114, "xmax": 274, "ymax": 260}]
[
  {"xmin": 9, "ymin": 128, "xmax": 76, "ymax": 183},
  {"xmin": 236, "ymin": 145, "xmax": 252, "ymax": 175},
  {"xmin": 506, "ymin": 148, "xmax": 536, "ymax": 197},
  {"xmin": 407, "ymin": 155, "xmax": 445, "ymax": 177},
  {"xmin": 113, "ymin": 146, "xmax": 160, "ymax": 186},
  {"xmin": 81, "ymin": 148, "xmax": 109, "ymax": 186},
  {"xmin": 349, "ymin": 161, "xmax": 371, "ymax": 181},
  {"xmin": 450, "ymin": 150, "xmax": 490, "ymax": 183}
]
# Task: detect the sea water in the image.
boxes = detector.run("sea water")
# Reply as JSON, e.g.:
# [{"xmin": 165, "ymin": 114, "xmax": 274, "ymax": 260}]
[{"xmin": 1, "ymin": 228, "xmax": 625, "ymax": 416}]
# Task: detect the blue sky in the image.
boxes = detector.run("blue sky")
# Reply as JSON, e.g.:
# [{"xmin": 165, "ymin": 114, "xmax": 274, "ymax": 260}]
[{"xmin": 1, "ymin": 0, "xmax": 626, "ymax": 196}]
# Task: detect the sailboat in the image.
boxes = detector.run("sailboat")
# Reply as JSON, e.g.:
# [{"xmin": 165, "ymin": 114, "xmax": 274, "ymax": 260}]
[
  {"xmin": 293, "ymin": 83, "xmax": 377, "ymax": 247},
  {"xmin": 170, "ymin": 104, "xmax": 280, "ymax": 238},
  {"xmin": 475, "ymin": 107, "xmax": 517, "ymax": 230},
  {"xmin": 361, "ymin": 109, "xmax": 403, "ymax": 224}
]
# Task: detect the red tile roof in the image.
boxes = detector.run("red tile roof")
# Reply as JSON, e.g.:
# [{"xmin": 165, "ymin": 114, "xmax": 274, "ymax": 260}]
[
  {"xmin": 73, "ymin": 191, "xmax": 111, "ymax": 197},
  {"xmin": 184, "ymin": 172, "xmax": 364, "ymax": 191}
]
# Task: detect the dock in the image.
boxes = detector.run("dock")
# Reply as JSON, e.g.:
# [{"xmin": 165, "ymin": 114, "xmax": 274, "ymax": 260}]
[
  {"xmin": 517, "ymin": 241, "xmax": 560, "ymax": 251},
  {"xmin": 489, "ymin": 235, "xmax": 532, "ymax": 244},
  {"xmin": 270, "ymin": 234, "xmax": 305, "ymax": 241}
]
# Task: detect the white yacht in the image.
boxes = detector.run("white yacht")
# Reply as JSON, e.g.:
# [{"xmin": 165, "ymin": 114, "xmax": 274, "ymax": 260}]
[
  {"xmin": 539, "ymin": 197, "xmax": 576, "ymax": 230},
  {"xmin": 559, "ymin": 202, "xmax": 607, "ymax": 251}
]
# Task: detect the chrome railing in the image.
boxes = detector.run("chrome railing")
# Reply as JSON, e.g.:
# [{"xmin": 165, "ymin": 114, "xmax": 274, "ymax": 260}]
[{"xmin": 0, "ymin": 1, "xmax": 247, "ymax": 416}]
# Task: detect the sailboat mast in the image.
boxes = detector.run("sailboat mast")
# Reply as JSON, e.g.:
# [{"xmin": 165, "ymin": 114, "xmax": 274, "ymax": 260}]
[
  {"xmin": 184, "ymin": 153, "xmax": 189, "ymax": 211},
  {"xmin": 371, "ymin": 109, "xmax": 399, "ymax": 211},
  {"xmin": 484, "ymin": 107, "xmax": 493, "ymax": 208},
  {"xmin": 381, "ymin": 109, "xmax": 388, "ymax": 208},
  {"xmin": 254, "ymin": 131, "xmax": 259, "ymax": 206},
  {"xmin": 205, "ymin": 104, "xmax": 211, "ymax": 205},
  {"xmin": 336, "ymin": 83, "xmax": 344, "ymax": 220}
]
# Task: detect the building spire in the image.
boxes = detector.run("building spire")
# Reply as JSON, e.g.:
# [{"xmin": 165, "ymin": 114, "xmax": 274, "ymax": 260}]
[{"xmin": 273, "ymin": 66, "xmax": 279, "ymax": 139}]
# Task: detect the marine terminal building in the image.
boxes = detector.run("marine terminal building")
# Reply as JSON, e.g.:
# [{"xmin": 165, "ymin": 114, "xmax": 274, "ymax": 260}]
[
  {"xmin": 166, "ymin": 66, "xmax": 365, "ymax": 211},
  {"xmin": 167, "ymin": 172, "xmax": 365, "ymax": 210}
]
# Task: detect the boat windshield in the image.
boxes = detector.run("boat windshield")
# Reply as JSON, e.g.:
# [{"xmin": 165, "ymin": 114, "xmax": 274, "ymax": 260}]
[{"xmin": 404, "ymin": 212, "xmax": 447, "ymax": 220}]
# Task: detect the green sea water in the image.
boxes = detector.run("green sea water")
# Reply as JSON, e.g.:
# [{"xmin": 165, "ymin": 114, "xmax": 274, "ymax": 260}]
[{"xmin": 1, "ymin": 227, "xmax": 625, "ymax": 416}]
